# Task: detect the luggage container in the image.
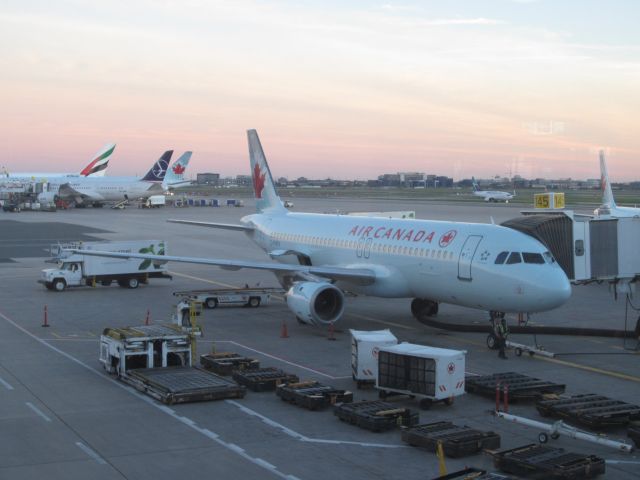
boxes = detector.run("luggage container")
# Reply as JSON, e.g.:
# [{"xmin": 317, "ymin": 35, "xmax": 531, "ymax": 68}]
[
  {"xmin": 350, "ymin": 329, "xmax": 398, "ymax": 388},
  {"xmin": 209, "ymin": 199, "xmax": 219, "ymax": 207},
  {"xmin": 466, "ymin": 372, "xmax": 566, "ymax": 401},
  {"xmin": 377, "ymin": 343, "xmax": 466, "ymax": 409},
  {"xmin": 536, "ymin": 393, "xmax": 640, "ymax": 429},
  {"xmin": 198, "ymin": 199, "xmax": 207, "ymax": 206},
  {"xmin": 187, "ymin": 198, "xmax": 194, "ymax": 206}
]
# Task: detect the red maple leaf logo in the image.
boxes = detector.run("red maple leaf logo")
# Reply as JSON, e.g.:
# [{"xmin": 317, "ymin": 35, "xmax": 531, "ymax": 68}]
[
  {"xmin": 253, "ymin": 163, "xmax": 266, "ymax": 198},
  {"xmin": 439, "ymin": 230, "xmax": 457, "ymax": 248},
  {"xmin": 172, "ymin": 164, "xmax": 186, "ymax": 175}
]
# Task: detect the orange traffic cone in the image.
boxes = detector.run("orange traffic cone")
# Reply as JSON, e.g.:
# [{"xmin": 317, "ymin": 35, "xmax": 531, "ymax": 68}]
[{"xmin": 280, "ymin": 319, "xmax": 289, "ymax": 338}]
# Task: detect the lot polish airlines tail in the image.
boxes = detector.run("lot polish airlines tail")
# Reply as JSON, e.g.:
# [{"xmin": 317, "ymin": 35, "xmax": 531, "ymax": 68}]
[
  {"xmin": 141, "ymin": 150, "xmax": 173, "ymax": 182},
  {"xmin": 79, "ymin": 143, "xmax": 116, "ymax": 177}
]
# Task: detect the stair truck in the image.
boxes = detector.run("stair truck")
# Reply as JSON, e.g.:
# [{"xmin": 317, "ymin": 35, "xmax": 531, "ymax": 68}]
[{"xmin": 39, "ymin": 240, "xmax": 171, "ymax": 291}]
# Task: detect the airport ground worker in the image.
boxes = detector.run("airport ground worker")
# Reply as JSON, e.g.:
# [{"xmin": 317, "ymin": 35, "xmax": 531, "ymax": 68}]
[{"xmin": 495, "ymin": 318, "xmax": 509, "ymax": 359}]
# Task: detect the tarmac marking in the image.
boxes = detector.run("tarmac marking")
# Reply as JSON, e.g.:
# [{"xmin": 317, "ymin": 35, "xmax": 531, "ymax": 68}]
[
  {"xmin": 0, "ymin": 309, "xmax": 301, "ymax": 480},
  {"xmin": 226, "ymin": 400, "xmax": 405, "ymax": 449},
  {"xmin": 26, "ymin": 402, "xmax": 52, "ymax": 422},
  {"xmin": 75, "ymin": 442, "xmax": 107, "ymax": 465},
  {"xmin": 0, "ymin": 375, "xmax": 14, "ymax": 390},
  {"xmin": 535, "ymin": 355, "xmax": 640, "ymax": 383}
]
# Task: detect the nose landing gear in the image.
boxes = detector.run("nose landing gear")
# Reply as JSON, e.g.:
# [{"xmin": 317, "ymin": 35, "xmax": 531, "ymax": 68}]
[{"xmin": 411, "ymin": 298, "xmax": 439, "ymax": 319}]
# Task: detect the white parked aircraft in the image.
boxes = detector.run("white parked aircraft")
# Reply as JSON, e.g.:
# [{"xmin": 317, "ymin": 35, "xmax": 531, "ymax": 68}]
[
  {"xmin": 73, "ymin": 130, "xmax": 571, "ymax": 327},
  {"xmin": 472, "ymin": 177, "xmax": 514, "ymax": 202},
  {"xmin": 1, "ymin": 143, "xmax": 115, "ymax": 182},
  {"xmin": 42, "ymin": 150, "xmax": 174, "ymax": 206},
  {"xmin": 594, "ymin": 150, "xmax": 639, "ymax": 218},
  {"xmin": 162, "ymin": 151, "xmax": 192, "ymax": 190}
]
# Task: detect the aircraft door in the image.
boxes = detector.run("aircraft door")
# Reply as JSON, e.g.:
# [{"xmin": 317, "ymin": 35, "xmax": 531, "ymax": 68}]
[
  {"xmin": 364, "ymin": 238, "xmax": 373, "ymax": 259},
  {"xmin": 356, "ymin": 238, "xmax": 365, "ymax": 258},
  {"xmin": 457, "ymin": 235, "xmax": 483, "ymax": 281}
]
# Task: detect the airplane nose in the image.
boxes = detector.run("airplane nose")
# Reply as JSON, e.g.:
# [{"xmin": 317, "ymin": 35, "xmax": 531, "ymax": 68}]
[{"xmin": 534, "ymin": 270, "xmax": 572, "ymax": 311}]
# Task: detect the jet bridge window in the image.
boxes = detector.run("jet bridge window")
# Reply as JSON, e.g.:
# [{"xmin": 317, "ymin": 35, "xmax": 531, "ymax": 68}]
[
  {"xmin": 522, "ymin": 252, "xmax": 545, "ymax": 264},
  {"xmin": 495, "ymin": 251, "xmax": 509, "ymax": 264},
  {"xmin": 506, "ymin": 252, "xmax": 522, "ymax": 264}
]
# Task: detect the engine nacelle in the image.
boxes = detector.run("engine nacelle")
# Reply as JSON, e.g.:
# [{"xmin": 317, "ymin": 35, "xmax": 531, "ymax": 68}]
[
  {"xmin": 285, "ymin": 282, "xmax": 345, "ymax": 326},
  {"xmin": 37, "ymin": 192, "xmax": 57, "ymax": 204}
]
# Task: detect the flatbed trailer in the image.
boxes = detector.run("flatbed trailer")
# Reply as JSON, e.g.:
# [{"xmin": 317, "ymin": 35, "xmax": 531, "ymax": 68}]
[
  {"xmin": 276, "ymin": 381, "xmax": 353, "ymax": 410},
  {"xmin": 536, "ymin": 394, "xmax": 640, "ymax": 429},
  {"xmin": 401, "ymin": 421, "xmax": 501, "ymax": 458},
  {"xmin": 433, "ymin": 467, "xmax": 514, "ymax": 479},
  {"xmin": 232, "ymin": 367, "xmax": 299, "ymax": 392},
  {"xmin": 333, "ymin": 400, "xmax": 419, "ymax": 432},
  {"xmin": 492, "ymin": 443, "xmax": 606, "ymax": 479},
  {"xmin": 200, "ymin": 352, "xmax": 260, "ymax": 376},
  {"xmin": 173, "ymin": 287, "xmax": 283, "ymax": 309},
  {"xmin": 466, "ymin": 372, "xmax": 565, "ymax": 401}
]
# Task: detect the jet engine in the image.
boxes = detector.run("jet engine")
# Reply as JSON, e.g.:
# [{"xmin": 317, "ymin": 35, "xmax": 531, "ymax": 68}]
[
  {"xmin": 285, "ymin": 282, "xmax": 345, "ymax": 326},
  {"xmin": 37, "ymin": 192, "xmax": 57, "ymax": 204}
]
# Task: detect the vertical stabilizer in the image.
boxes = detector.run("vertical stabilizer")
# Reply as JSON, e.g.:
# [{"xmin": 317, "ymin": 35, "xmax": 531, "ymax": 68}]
[
  {"xmin": 141, "ymin": 150, "xmax": 173, "ymax": 182},
  {"xmin": 599, "ymin": 150, "xmax": 616, "ymax": 208},
  {"xmin": 471, "ymin": 176, "xmax": 480, "ymax": 192},
  {"xmin": 163, "ymin": 151, "xmax": 192, "ymax": 189},
  {"xmin": 79, "ymin": 143, "xmax": 115, "ymax": 177},
  {"xmin": 247, "ymin": 130, "xmax": 286, "ymax": 214}
]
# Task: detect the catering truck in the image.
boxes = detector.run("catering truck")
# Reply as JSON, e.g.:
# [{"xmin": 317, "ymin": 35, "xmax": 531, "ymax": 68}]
[{"xmin": 39, "ymin": 240, "xmax": 171, "ymax": 291}]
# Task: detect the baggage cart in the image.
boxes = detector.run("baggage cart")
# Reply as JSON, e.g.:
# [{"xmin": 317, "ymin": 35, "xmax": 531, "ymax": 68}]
[
  {"xmin": 200, "ymin": 352, "xmax": 260, "ymax": 376},
  {"xmin": 466, "ymin": 372, "xmax": 565, "ymax": 401},
  {"xmin": 350, "ymin": 329, "xmax": 398, "ymax": 388},
  {"xmin": 276, "ymin": 381, "xmax": 353, "ymax": 410},
  {"xmin": 402, "ymin": 421, "xmax": 500, "ymax": 457},
  {"xmin": 232, "ymin": 367, "xmax": 299, "ymax": 392},
  {"xmin": 333, "ymin": 400, "xmax": 419, "ymax": 432},
  {"xmin": 536, "ymin": 394, "xmax": 640, "ymax": 429}
]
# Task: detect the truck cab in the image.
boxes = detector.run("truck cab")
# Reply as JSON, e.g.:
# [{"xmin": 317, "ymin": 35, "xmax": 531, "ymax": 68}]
[{"xmin": 40, "ymin": 260, "xmax": 85, "ymax": 291}]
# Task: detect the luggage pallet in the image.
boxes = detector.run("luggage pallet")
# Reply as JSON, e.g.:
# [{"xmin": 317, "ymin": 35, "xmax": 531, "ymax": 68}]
[
  {"xmin": 536, "ymin": 393, "xmax": 640, "ymax": 428},
  {"xmin": 276, "ymin": 381, "xmax": 353, "ymax": 410},
  {"xmin": 432, "ymin": 467, "xmax": 514, "ymax": 479},
  {"xmin": 232, "ymin": 367, "xmax": 299, "ymax": 392},
  {"xmin": 492, "ymin": 443, "xmax": 605, "ymax": 479},
  {"xmin": 333, "ymin": 400, "xmax": 419, "ymax": 432},
  {"xmin": 466, "ymin": 372, "xmax": 565, "ymax": 401},
  {"xmin": 200, "ymin": 352, "xmax": 260, "ymax": 376},
  {"xmin": 401, "ymin": 421, "xmax": 501, "ymax": 458}
]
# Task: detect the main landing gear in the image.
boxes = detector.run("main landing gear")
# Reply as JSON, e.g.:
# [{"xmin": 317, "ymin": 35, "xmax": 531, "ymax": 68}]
[
  {"xmin": 486, "ymin": 310, "xmax": 505, "ymax": 350},
  {"xmin": 411, "ymin": 298, "xmax": 439, "ymax": 319}
]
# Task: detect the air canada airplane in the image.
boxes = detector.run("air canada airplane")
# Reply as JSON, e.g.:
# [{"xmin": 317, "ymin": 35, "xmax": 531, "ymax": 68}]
[
  {"xmin": 73, "ymin": 130, "xmax": 571, "ymax": 326},
  {"xmin": 472, "ymin": 177, "xmax": 514, "ymax": 203},
  {"xmin": 2, "ymin": 143, "xmax": 115, "ymax": 181},
  {"xmin": 594, "ymin": 150, "xmax": 639, "ymax": 218}
]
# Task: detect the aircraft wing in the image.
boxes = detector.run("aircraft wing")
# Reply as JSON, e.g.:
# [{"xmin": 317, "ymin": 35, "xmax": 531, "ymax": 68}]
[
  {"xmin": 167, "ymin": 219, "xmax": 254, "ymax": 231},
  {"xmin": 69, "ymin": 249, "xmax": 377, "ymax": 286},
  {"xmin": 57, "ymin": 183, "xmax": 88, "ymax": 199}
]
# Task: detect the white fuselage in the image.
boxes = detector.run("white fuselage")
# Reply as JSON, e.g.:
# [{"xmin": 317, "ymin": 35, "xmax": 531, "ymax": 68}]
[
  {"xmin": 473, "ymin": 190, "xmax": 514, "ymax": 202},
  {"xmin": 241, "ymin": 211, "xmax": 571, "ymax": 313},
  {"xmin": 48, "ymin": 177, "xmax": 162, "ymax": 202}
]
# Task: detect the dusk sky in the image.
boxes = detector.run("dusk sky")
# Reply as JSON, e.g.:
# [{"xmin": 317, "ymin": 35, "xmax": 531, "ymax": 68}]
[{"xmin": 1, "ymin": 1, "xmax": 639, "ymax": 181}]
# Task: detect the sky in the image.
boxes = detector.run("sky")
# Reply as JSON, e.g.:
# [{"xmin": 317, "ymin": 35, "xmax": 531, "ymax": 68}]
[{"xmin": 0, "ymin": 0, "xmax": 639, "ymax": 181}]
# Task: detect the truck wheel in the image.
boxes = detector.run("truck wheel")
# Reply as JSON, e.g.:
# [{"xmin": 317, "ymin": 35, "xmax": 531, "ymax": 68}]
[
  {"xmin": 248, "ymin": 297, "xmax": 261, "ymax": 308},
  {"xmin": 53, "ymin": 279, "xmax": 66, "ymax": 292},
  {"xmin": 205, "ymin": 298, "xmax": 218, "ymax": 309},
  {"xmin": 127, "ymin": 278, "xmax": 139, "ymax": 289},
  {"xmin": 486, "ymin": 333, "xmax": 498, "ymax": 350}
]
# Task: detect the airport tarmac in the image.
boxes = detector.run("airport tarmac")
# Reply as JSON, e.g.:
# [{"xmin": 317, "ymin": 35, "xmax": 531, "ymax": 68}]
[{"xmin": 1, "ymin": 199, "xmax": 639, "ymax": 480}]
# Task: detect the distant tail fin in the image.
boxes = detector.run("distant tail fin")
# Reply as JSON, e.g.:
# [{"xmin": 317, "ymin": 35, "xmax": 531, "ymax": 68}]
[
  {"xmin": 599, "ymin": 150, "xmax": 616, "ymax": 208},
  {"xmin": 141, "ymin": 150, "xmax": 173, "ymax": 182},
  {"xmin": 471, "ymin": 176, "xmax": 479, "ymax": 192},
  {"xmin": 79, "ymin": 143, "xmax": 115, "ymax": 177},
  {"xmin": 247, "ymin": 130, "xmax": 286, "ymax": 214},
  {"xmin": 162, "ymin": 151, "xmax": 192, "ymax": 189}
]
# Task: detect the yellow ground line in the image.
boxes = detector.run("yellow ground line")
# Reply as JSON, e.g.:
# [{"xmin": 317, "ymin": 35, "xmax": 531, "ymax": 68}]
[
  {"xmin": 535, "ymin": 355, "xmax": 640, "ymax": 383},
  {"xmin": 51, "ymin": 332, "xmax": 61, "ymax": 338},
  {"xmin": 170, "ymin": 271, "xmax": 287, "ymax": 300}
]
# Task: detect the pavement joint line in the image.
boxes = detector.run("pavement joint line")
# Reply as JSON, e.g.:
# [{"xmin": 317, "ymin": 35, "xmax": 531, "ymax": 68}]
[
  {"xmin": 534, "ymin": 355, "xmax": 640, "ymax": 383},
  {"xmin": 225, "ymin": 400, "xmax": 405, "ymax": 449},
  {"xmin": 0, "ymin": 374, "xmax": 14, "ymax": 390},
  {"xmin": 26, "ymin": 402, "xmax": 52, "ymax": 422},
  {"xmin": 0, "ymin": 309, "xmax": 298, "ymax": 480},
  {"xmin": 75, "ymin": 442, "xmax": 107, "ymax": 465}
]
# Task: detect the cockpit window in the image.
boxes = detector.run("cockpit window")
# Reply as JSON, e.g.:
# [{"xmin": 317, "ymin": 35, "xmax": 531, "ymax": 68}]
[
  {"xmin": 543, "ymin": 251, "xmax": 555, "ymax": 264},
  {"xmin": 506, "ymin": 252, "xmax": 522, "ymax": 264},
  {"xmin": 522, "ymin": 252, "xmax": 545, "ymax": 264},
  {"xmin": 495, "ymin": 251, "xmax": 509, "ymax": 264}
]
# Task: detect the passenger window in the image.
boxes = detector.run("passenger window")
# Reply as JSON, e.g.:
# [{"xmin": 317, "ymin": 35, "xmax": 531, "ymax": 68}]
[
  {"xmin": 506, "ymin": 252, "xmax": 522, "ymax": 264},
  {"xmin": 522, "ymin": 252, "xmax": 545, "ymax": 264},
  {"xmin": 495, "ymin": 251, "xmax": 508, "ymax": 264}
]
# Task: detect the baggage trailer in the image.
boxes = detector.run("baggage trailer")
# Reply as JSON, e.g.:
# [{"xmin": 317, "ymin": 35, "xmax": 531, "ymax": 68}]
[
  {"xmin": 40, "ymin": 240, "xmax": 171, "ymax": 291},
  {"xmin": 99, "ymin": 324, "xmax": 245, "ymax": 404},
  {"xmin": 232, "ymin": 367, "xmax": 299, "ymax": 392},
  {"xmin": 173, "ymin": 287, "xmax": 282, "ymax": 309},
  {"xmin": 333, "ymin": 400, "xmax": 419, "ymax": 432},
  {"xmin": 200, "ymin": 352, "xmax": 260, "ymax": 376},
  {"xmin": 350, "ymin": 329, "xmax": 398, "ymax": 388},
  {"xmin": 276, "ymin": 381, "xmax": 353, "ymax": 410},
  {"xmin": 491, "ymin": 443, "xmax": 606, "ymax": 479},
  {"xmin": 377, "ymin": 343, "xmax": 466, "ymax": 409},
  {"xmin": 433, "ymin": 467, "xmax": 514, "ymax": 479},
  {"xmin": 402, "ymin": 421, "xmax": 501, "ymax": 458},
  {"xmin": 465, "ymin": 372, "xmax": 565, "ymax": 401},
  {"xmin": 536, "ymin": 394, "xmax": 640, "ymax": 429}
]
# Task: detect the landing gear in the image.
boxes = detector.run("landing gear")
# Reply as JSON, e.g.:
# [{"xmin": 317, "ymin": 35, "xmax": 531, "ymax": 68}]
[{"xmin": 411, "ymin": 298, "xmax": 439, "ymax": 319}]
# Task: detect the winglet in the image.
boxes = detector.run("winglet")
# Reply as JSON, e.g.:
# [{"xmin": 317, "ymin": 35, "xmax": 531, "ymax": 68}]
[
  {"xmin": 247, "ymin": 130, "xmax": 286, "ymax": 214},
  {"xmin": 79, "ymin": 143, "xmax": 115, "ymax": 177}
]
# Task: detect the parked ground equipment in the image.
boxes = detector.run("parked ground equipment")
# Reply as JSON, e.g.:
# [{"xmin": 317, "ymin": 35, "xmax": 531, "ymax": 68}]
[
  {"xmin": 99, "ymin": 324, "xmax": 245, "ymax": 404},
  {"xmin": 40, "ymin": 241, "xmax": 171, "ymax": 291},
  {"xmin": 333, "ymin": 400, "xmax": 419, "ymax": 432},
  {"xmin": 377, "ymin": 343, "xmax": 466, "ymax": 409},
  {"xmin": 466, "ymin": 372, "xmax": 565, "ymax": 401},
  {"xmin": 402, "ymin": 421, "xmax": 501, "ymax": 457},
  {"xmin": 350, "ymin": 329, "xmax": 398, "ymax": 388},
  {"xmin": 536, "ymin": 393, "xmax": 640, "ymax": 429},
  {"xmin": 432, "ymin": 467, "xmax": 514, "ymax": 479},
  {"xmin": 173, "ymin": 287, "xmax": 282, "ymax": 309},
  {"xmin": 628, "ymin": 425, "xmax": 640, "ymax": 448},
  {"xmin": 232, "ymin": 367, "xmax": 299, "ymax": 392},
  {"xmin": 491, "ymin": 443, "xmax": 606, "ymax": 479},
  {"xmin": 200, "ymin": 352, "xmax": 260, "ymax": 376},
  {"xmin": 276, "ymin": 381, "xmax": 353, "ymax": 410}
]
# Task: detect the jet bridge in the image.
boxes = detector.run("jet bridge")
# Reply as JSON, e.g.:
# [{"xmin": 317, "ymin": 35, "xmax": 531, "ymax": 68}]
[{"xmin": 502, "ymin": 211, "xmax": 640, "ymax": 296}]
